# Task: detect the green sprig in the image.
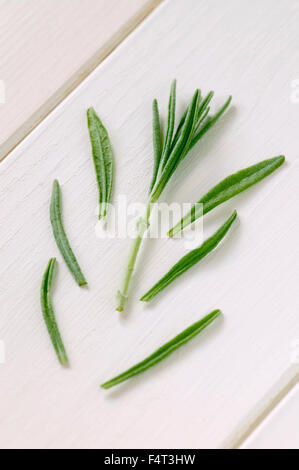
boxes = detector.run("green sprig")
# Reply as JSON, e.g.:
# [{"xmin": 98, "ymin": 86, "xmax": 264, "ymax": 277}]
[{"xmin": 116, "ymin": 80, "xmax": 231, "ymax": 311}]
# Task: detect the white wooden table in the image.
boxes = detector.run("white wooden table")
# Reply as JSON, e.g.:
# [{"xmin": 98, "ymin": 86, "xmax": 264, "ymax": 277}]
[
  {"xmin": 1, "ymin": 0, "xmax": 299, "ymax": 449},
  {"xmin": 0, "ymin": 0, "xmax": 160, "ymax": 159}
]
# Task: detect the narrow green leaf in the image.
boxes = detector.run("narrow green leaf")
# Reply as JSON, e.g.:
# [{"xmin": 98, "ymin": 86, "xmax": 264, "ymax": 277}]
[
  {"xmin": 141, "ymin": 210, "xmax": 237, "ymax": 302},
  {"xmin": 94, "ymin": 111, "xmax": 114, "ymax": 215},
  {"xmin": 189, "ymin": 95, "xmax": 232, "ymax": 150},
  {"xmin": 195, "ymin": 91, "xmax": 214, "ymax": 128},
  {"xmin": 168, "ymin": 155, "xmax": 285, "ymax": 237},
  {"xmin": 149, "ymin": 99, "xmax": 163, "ymax": 192},
  {"xmin": 40, "ymin": 258, "xmax": 69, "ymax": 366},
  {"xmin": 50, "ymin": 180, "xmax": 87, "ymax": 287},
  {"xmin": 194, "ymin": 105, "xmax": 210, "ymax": 133},
  {"xmin": 169, "ymin": 107, "xmax": 188, "ymax": 153},
  {"xmin": 87, "ymin": 107, "xmax": 114, "ymax": 219},
  {"xmin": 101, "ymin": 309, "xmax": 221, "ymax": 389},
  {"xmin": 160, "ymin": 79, "xmax": 177, "ymax": 169}
]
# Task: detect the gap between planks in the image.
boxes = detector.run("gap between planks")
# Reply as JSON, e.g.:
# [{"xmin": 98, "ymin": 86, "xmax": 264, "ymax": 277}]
[
  {"xmin": 230, "ymin": 370, "xmax": 299, "ymax": 448},
  {"xmin": 0, "ymin": 0, "xmax": 164, "ymax": 163},
  {"xmin": 227, "ymin": 160, "xmax": 299, "ymax": 448}
]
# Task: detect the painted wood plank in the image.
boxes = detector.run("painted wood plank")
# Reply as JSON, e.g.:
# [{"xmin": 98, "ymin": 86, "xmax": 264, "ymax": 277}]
[
  {"xmin": 1, "ymin": 0, "xmax": 299, "ymax": 449},
  {"xmin": 241, "ymin": 383, "xmax": 299, "ymax": 449},
  {"xmin": 0, "ymin": 0, "xmax": 162, "ymax": 159}
]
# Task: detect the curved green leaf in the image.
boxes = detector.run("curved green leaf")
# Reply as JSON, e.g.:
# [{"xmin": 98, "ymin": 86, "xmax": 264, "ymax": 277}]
[
  {"xmin": 160, "ymin": 79, "xmax": 177, "ymax": 169},
  {"xmin": 149, "ymin": 99, "xmax": 163, "ymax": 192},
  {"xmin": 40, "ymin": 258, "xmax": 69, "ymax": 366},
  {"xmin": 168, "ymin": 155, "xmax": 285, "ymax": 237},
  {"xmin": 50, "ymin": 180, "xmax": 87, "ymax": 286},
  {"xmin": 102, "ymin": 309, "xmax": 221, "ymax": 389},
  {"xmin": 141, "ymin": 211, "xmax": 237, "ymax": 302},
  {"xmin": 189, "ymin": 95, "xmax": 232, "ymax": 151},
  {"xmin": 87, "ymin": 107, "xmax": 114, "ymax": 219}
]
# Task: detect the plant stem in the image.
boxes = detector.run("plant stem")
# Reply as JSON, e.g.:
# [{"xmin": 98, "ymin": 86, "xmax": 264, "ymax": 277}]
[{"xmin": 116, "ymin": 202, "xmax": 152, "ymax": 311}]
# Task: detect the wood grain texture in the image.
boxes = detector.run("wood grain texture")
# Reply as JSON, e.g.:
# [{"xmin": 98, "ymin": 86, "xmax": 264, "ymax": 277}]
[
  {"xmin": 241, "ymin": 383, "xmax": 299, "ymax": 449},
  {"xmin": 0, "ymin": 0, "xmax": 162, "ymax": 159},
  {"xmin": 1, "ymin": 0, "xmax": 299, "ymax": 449}
]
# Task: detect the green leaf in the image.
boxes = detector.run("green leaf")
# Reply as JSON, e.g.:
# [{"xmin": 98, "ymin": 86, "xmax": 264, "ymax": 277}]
[
  {"xmin": 194, "ymin": 105, "xmax": 210, "ymax": 133},
  {"xmin": 87, "ymin": 107, "xmax": 114, "ymax": 219},
  {"xmin": 189, "ymin": 95, "xmax": 232, "ymax": 151},
  {"xmin": 40, "ymin": 258, "xmax": 69, "ymax": 366},
  {"xmin": 141, "ymin": 210, "xmax": 237, "ymax": 302},
  {"xmin": 160, "ymin": 79, "xmax": 177, "ymax": 169},
  {"xmin": 101, "ymin": 309, "xmax": 221, "ymax": 389},
  {"xmin": 50, "ymin": 180, "xmax": 87, "ymax": 287},
  {"xmin": 149, "ymin": 99, "xmax": 163, "ymax": 192},
  {"xmin": 194, "ymin": 91, "xmax": 214, "ymax": 130},
  {"xmin": 168, "ymin": 155, "xmax": 285, "ymax": 237},
  {"xmin": 169, "ymin": 106, "xmax": 188, "ymax": 153}
]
